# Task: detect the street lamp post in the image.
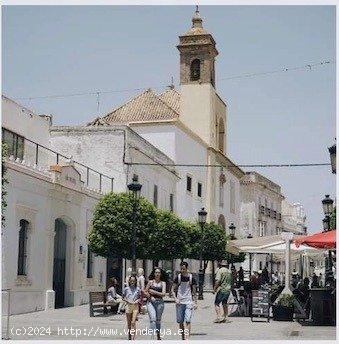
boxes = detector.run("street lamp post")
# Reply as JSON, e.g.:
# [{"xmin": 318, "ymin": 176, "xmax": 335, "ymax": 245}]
[
  {"xmin": 328, "ymin": 143, "xmax": 336, "ymax": 174},
  {"xmin": 322, "ymin": 195, "xmax": 334, "ymax": 284},
  {"xmin": 197, "ymin": 207, "xmax": 207, "ymax": 300},
  {"xmin": 228, "ymin": 223, "xmax": 236, "ymax": 267},
  {"xmin": 127, "ymin": 175, "xmax": 142, "ymax": 272},
  {"xmin": 322, "ymin": 194, "xmax": 334, "ymax": 220},
  {"xmin": 229, "ymin": 223, "xmax": 236, "ymax": 240}
]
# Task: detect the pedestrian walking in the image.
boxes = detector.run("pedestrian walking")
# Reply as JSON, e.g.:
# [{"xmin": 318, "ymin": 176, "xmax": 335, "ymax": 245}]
[
  {"xmin": 171, "ymin": 261, "xmax": 197, "ymax": 340},
  {"xmin": 231, "ymin": 265, "xmax": 238, "ymax": 288},
  {"xmin": 137, "ymin": 268, "xmax": 146, "ymax": 290},
  {"xmin": 213, "ymin": 260, "xmax": 232, "ymax": 323},
  {"xmin": 123, "ymin": 275, "xmax": 141, "ymax": 340},
  {"xmin": 311, "ymin": 273, "xmax": 319, "ymax": 288},
  {"xmin": 261, "ymin": 266, "xmax": 269, "ymax": 285},
  {"xmin": 137, "ymin": 268, "xmax": 146, "ymax": 314},
  {"xmin": 144, "ymin": 267, "xmax": 166, "ymax": 340},
  {"xmin": 238, "ymin": 266, "xmax": 244, "ymax": 287},
  {"xmin": 272, "ymin": 271, "xmax": 279, "ymax": 285},
  {"xmin": 125, "ymin": 267, "xmax": 133, "ymax": 286}
]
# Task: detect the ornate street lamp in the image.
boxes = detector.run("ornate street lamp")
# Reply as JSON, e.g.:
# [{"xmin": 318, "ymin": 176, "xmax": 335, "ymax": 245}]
[
  {"xmin": 127, "ymin": 175, "xmax": 142, "ymax": 272},
  {"xmin": 229, "ymin": 223, "xmax": 236, "ymax": 240},
  {"xmin": 322, "ymin": 194, "xmax": 334, "ymax": 217},
  {"xmin": 321, "ymin": 196, "xmax": 334, "ymax": 285},
  {"xmin": 322, "ymin": 217, "xmax": 330, "ymax": 232},
  {"xmin": 328, "ymin": 143, "xmax": 336, "ymax": 174},
  {"xmin": 197, "ymin": 207, "xmax": 207, "ymax": 300}
]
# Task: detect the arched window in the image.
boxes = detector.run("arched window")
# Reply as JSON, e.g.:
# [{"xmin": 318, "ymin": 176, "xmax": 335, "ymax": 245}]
[
  {"xmin": 190, "ymin": 59, "xmax": 201, "ymax": 81},
  {"xmin": 17, "ymin": 219, "xmax": 29, "ymax": 275},
  {"xmin": 218, "ymin": 118, "xmax": 225, "ymax": 153}
]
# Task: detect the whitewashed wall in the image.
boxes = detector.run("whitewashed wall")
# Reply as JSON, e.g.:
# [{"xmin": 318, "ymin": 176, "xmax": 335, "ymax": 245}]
[{"xmin": 2, "ymin": 161, "xmax": 106, "ymax": 315}]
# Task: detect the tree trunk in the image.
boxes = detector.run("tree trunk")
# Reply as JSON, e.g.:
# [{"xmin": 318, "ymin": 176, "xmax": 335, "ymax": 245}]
[
  {"xmin": 153, "ymin": 260, "xmax": 159, "ymax": 269},
  {"xmin": 211, "ymin": 260, "xmax": 215, "ymax": 287}
]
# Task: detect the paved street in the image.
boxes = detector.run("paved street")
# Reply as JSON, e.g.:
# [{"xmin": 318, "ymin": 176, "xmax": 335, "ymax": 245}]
[{"xmin": 2, "ymin": 293, "xmax": 336, "ymax": 341}]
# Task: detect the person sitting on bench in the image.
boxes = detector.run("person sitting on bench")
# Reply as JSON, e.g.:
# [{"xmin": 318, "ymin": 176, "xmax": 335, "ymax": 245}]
[{"xmin": 107, "ymin": 277, "xmax": 125, "ymax": 314}]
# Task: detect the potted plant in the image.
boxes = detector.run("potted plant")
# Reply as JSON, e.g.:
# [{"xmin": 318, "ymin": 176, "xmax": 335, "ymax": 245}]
[{"xmin": 272, "ymin": 294, "xmax": 295, "ymax": 321}]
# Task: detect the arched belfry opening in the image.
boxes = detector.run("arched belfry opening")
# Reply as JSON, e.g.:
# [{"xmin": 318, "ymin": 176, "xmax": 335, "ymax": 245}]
[
  {"xmin": 177, "ymin": 7, "xmax": 218, "ymax": 86},
  {"xmin": 190, "ymin": 59, "xmax": 201, "ymax": 81}
]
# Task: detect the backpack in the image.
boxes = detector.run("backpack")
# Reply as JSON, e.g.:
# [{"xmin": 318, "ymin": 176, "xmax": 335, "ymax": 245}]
[{"xmin": 176, "ymin": 273, "xmax": 193, "ymax": 293}]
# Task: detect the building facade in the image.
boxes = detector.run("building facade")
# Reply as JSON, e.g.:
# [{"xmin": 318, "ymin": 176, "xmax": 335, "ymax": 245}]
[
  {"xmin": 240, "ymin": 171, "xmax": 285, "ymax": 271},
  {"xmin": 49, "ymin": 124, "xmax": 179, "ymax": 281},
  {"xmin": 281, "ymin": 200, "xmax": 307, "ymax": 235},
  {"xmin": 2, "ymin": 97, "xmax": 107, "ymax": 315},
  {"xmin": 82, "ymin": 10, "xmax": 245, "ymax": 284}
]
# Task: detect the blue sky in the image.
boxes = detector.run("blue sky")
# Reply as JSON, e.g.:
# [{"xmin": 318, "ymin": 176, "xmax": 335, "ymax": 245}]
[{"xmin": 2, "ymin": 5, "xmax": 336, "ymax": 233}]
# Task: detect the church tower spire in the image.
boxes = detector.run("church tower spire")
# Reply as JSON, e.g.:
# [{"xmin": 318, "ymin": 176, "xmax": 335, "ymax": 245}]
[{"xmin": 177, "ymin": 6, "xmax": 218, "ymax": 87}]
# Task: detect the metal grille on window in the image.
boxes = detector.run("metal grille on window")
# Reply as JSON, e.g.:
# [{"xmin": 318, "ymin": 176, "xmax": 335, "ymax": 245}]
[{"xmin": 17, "ymin": 219, "xmax": 28, "ymax": 275}]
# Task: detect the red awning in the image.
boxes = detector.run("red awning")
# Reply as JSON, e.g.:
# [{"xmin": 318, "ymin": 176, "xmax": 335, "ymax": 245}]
[{"xmin": 294, "ymin": 230, "xmax": 336, "ymax": 249}]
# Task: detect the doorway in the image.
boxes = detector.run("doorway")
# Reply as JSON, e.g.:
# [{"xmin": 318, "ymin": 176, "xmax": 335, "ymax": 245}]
[{"xmin": 53, "ymin": 219, "xmax": 67, "ymax": 308}]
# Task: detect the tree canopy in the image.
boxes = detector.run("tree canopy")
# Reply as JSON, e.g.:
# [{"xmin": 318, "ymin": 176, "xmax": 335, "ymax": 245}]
[
  {"xmin": 147, "ymin": 209, "xmax": 189, "ymax": 260},
  {"xmin": 187, "ymin": 222, "xmax": 229, "ymax": 261},
  {"xmin": 89, "ymin": 193, "xmax": 189, "ymax": 261},
  {"xmin": 88, "ymin": 191, "xmax": 245, "ymax": 264},
  {"xmin": 88, "ymin": 192, "xmax": 157, "ymax": 259}
]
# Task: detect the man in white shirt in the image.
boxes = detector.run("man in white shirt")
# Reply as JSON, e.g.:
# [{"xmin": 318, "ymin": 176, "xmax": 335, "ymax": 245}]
[{"xmin": 171, "ymin": 262, "xmax": 197, "ymax": 340}]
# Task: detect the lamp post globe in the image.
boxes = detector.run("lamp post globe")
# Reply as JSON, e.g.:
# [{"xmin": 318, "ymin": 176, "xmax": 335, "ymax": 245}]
[
  {"xmin": 198, "ymin": 207, "xmax": 207, "ymax": 225},
  {"xmin": 127, "ymin": 175, "xmax": 142, "ymax": 272},
  {"xmin": 322, "ymin": 195, "xmax": 334, "ymax": 217},
  {"xmin": 328, "ymin": 143, "xmax": 336, "ymax": 174},
  {"xmin": 197, "ymin": 207, "xmax": 207, "ymax": 300},
  {"xmin": 127, "ymin": 175, "xmax": 142, "ymax": 199}
]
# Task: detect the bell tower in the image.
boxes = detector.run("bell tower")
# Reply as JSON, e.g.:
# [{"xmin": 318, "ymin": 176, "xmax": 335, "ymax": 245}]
[
  {"xmin": 178, "ymin": 7, "xmax": 226, "ymax": 151},
  {"xmin": 177, "ymin": 6, "xmax": 218, "ymax": 87}
]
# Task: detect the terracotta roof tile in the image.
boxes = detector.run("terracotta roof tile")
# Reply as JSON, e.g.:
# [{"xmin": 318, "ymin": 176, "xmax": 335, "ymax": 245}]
[
  {"xmin": 102, "ymin": 89, "xmax": 180, "ymax": 124},
  {"xmin": 158, "ymin": 88, "xmax": 181, "ymax": 114},
  {"xmin": 86, "ymin": 117, "xmax": 110, "ymax": 126}
]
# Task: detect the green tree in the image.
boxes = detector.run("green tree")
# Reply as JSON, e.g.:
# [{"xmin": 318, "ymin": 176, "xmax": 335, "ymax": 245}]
[
  {"xmin": 147, "ymin": 209, "xmax": 189, "ymax": 261},
  {"xmin": 2, "ymin": 143, "xmax": 9, "ymax": 227},
  {"xmin": 187, "ymin": 222, "xmax": 230, "ymax": 271},
  {"xmin": 330, "ymin": 206, "xmax": 336, "ymax": 230},
  {"xmin": 224, "ymin": 251, "xmax": 246, "ymax": 264},
  {"xmin": 88, "ymin": 192, "xmax": 157, "ymax": 259}
]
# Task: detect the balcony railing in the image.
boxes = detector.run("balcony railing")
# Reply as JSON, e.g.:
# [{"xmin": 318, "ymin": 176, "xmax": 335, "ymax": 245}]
[{"xmin": 6, "ymin": 136, "xmax": 114, "ymax": 194}]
